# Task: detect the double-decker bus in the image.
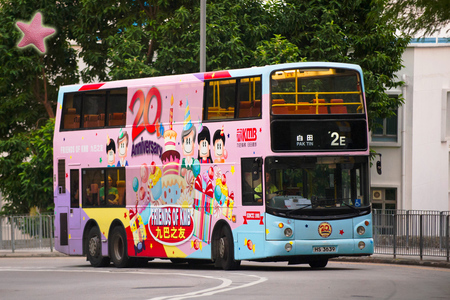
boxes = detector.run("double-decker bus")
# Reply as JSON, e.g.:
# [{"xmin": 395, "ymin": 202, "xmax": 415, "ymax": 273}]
[{"xmin": 54, "ymin": 62, "xmax": 373, "ymax": 269}]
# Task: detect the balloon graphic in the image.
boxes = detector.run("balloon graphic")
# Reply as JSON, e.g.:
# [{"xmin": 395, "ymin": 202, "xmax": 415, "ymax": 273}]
[
  {"xmin": 139, "ymin": 186, "xmax": 146, "ymax": 200},
  {"xmin": 214, "ymin": 185, "xmax": 222, "ymax": 202},
  {"xmin": 192, "ymin": 160, "xmax": 201, "ymax": 178},
  {"xmin": 141, "ymin": 163, "xmax": 149, "ymax": 183},
  {"xmin": 132, "ymin": 177, "xmax": 139, "ymax": 193}
]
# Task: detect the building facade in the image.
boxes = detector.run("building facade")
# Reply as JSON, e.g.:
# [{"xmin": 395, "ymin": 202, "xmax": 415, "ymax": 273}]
[{"xmin": 370, "ymin": 36, "xmax": 450, "ymax": 212}]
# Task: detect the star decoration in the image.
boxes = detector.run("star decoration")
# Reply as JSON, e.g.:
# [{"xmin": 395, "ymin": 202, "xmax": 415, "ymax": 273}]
[
  {"xmin": 227, "ymin": 133, "xmax": 230, "ymax": 138},
  {"xmin": 124, "ymin": 212, "xmax": 127, "ymax": 219},
  {"xmin": 179, "ymin": 100, "xmax": 183, "ymax": 107},
  {"xmin": 16, "ymin": 12, "xmax": 55, "ymax": 54},
  {"xmin": 230, "ymin": 166, "xmax": 235, "ymax": 175},
  {"xmin": 339, "ymin": 230, "xmax": 344, "ymax": 235}
]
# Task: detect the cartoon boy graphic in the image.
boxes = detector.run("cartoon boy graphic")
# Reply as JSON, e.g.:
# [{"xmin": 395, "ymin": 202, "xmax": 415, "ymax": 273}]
[
  {"xmin": 198, "ymin": 126, "xmax": 212, "ymax": 163},
  {"xmin": 116, "ymin": 130, "xmax": 129, "ymax": 167},
  {"xmin": 106, "ymin": 136, "xmax": 116, "ymax": 167},
  {"xmin": 213, "ymin": 127, "xmax": 227, "ymax": 163},
  {"xmin": 180, "ymin": 100, "xmax": 199, "ymax": 177}
]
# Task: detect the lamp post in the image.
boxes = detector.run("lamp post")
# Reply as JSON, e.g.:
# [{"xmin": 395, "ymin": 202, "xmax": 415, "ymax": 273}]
[{"xmin": 200, "ymin": 0, "xmax": 206, "ymax": 72}]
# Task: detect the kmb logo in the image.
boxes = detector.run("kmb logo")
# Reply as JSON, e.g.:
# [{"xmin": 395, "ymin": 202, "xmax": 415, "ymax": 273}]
[{"xmin": 237, "ymin": 128, "xmax": 257, "ymax": 142}]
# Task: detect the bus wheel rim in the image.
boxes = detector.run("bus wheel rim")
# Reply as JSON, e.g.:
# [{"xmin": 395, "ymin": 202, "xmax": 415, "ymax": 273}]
[
  {"xmin": 114, "ymin": 236, "xmax": 123, "ymax": 260},
  {"xmin": 219, "ymin": 237, "xmax": 226, "ymax": 259},
  {"xmin": 89, "ymin": 235, "xmax": 100, "ymax": 257}
]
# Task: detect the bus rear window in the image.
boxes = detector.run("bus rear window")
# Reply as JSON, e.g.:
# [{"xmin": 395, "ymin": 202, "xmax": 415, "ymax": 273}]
[
  {"xmin": 60, "ymin": 88, "xmax": 127, "ymax": 131},
  {"xmin": 271, "ymin": 68, "xmax": 363, "ymax": 115}
]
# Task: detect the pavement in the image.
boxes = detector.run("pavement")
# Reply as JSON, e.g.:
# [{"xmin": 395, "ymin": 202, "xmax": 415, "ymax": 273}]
[{"xmin": 1, "ymin": 249, "xmax": 449, "ymax": 269}]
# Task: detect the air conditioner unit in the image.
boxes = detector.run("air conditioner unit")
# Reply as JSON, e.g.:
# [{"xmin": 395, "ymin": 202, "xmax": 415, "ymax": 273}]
[{"xmin": 372, "ymin": 190, "xmax": 382, "ymax": 200}]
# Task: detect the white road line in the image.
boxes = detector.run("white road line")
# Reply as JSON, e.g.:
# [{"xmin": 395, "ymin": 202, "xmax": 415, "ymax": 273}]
[
  {"xmin": 0, "ymin": 267, "xmax": 268, "ymax": 299},
  {"xmin": 149, "ymin": 273, "xmax": 268, "ymax": 300}
]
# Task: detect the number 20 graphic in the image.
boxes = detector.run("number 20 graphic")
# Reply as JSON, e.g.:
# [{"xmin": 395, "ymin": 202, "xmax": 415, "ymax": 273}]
[{"xmin": 129, "ymin": 87, "xmax": 162, "ymax": 141}]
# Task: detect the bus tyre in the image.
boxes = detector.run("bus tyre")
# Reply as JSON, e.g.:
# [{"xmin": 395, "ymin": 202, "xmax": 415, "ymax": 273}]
[
  {"xmin": 217, "ymin": 226, "xmax": 240, "ymax": 270},
  {"xmin": 309, "ymin": 258, "xmax": 328, "ymax": 268},
  {"xmin": 87, "ymin": 226, "xmax": 110, "ymax": 267},
  {"xmin": 110, "ymin": 226, "xmax": 131, "ymax": 268}
]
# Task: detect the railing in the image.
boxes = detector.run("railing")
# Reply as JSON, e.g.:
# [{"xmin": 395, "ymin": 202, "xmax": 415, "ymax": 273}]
[
  {"xmin": 0, "ymin": 214, "xmax": 54, "ymax": 252},
  {"xmin": 373, "ymin": 210, "xmax": 450, "ymax": 261},
  {"xmin": 0, "ymin": 210, "xmax": 449, "ymax": 261}
]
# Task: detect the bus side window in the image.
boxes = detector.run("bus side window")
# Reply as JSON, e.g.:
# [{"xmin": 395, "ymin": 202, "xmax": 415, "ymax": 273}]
[
  {"xmin": 204, "ymin": 79, "xmax": 236, "ymax": 120},
  {"xmin": 82, "ymin": 169, "xmax": 104, "ymax": 207},
  {"xmin": 70, "ymin": 169, "xmax": 80, "ymax": 208},
  {"xmin": 237, "ymin": 76, "xmax": 262, "ymax": 119},
  {"xmin": 107, "ymin": 88, "xmax": 127, "ymax": 127},
  {"xmin": 83, "ymin": 91, "xmax": 106, "ymax": 129},
  {"xmin": 242, "ymin": 157, "xmax": 263, "ymax": 206},
  {"xmin": 61, "ymin": 93, "xmax": 82, "ymax": 130}
]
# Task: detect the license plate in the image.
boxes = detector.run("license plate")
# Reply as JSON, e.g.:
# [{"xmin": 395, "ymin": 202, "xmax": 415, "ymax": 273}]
[{"xmin": 313, "ymin": 246, "xmax": 336, "ymax": 253}]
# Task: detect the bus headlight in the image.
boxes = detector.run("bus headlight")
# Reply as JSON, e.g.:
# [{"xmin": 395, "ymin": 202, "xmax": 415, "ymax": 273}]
[
  {"xmin": 284, "ymin": 227, "xmax": 293, "ymax": 237},
  {"xmin": 358, "ymin": 241, "xmax": 365, "ymax": 250},
  {"xmin": 285, "ymin": 242, "xmax": 293, "ymax": 252},
  {"xmin": 357, "ymin": 226, "xmax": 365, "ymax": 235}
]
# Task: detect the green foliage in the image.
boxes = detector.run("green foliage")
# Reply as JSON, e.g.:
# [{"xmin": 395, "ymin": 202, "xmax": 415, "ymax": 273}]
[
  {"xmin": 0, "ymin": 0, "xmax": 79, "ymax": 137},
  {"xmin": 267, "ymin": 0, "xmax": 410, "ymax": 126},
  {"xmin": 386, "ymin": 0, "xmax": 450, "ymax": 35},
  {"xmin": 252, "ymin": 35, "xmax": 306, "ymax": 66},
  {"xmin": 0, "ymin": 119, "xmax": 54, "ymax": 215},
  {"xmin": 0, "ymin": 0, "xmax": 410, "ymax": 213}
]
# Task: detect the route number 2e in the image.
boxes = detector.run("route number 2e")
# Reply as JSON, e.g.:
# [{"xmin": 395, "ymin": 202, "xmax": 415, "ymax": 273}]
[{"xmin": 329, "ymin": 131, "xmax": 346, "ymax": 146}]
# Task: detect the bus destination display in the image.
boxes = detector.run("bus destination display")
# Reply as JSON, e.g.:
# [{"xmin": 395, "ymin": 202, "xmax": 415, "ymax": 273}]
[{"xmin": 271, "ymin": 120, "xmax": 368, "ymax": 151}]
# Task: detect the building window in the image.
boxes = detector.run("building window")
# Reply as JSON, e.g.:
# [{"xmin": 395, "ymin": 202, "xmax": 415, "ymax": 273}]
[
  {"xmin": 372, "ymin": 108, "xmax": 398, "ymax": 142},
  {"xmin": 372, "ymin": 95, "xmax": 399, "ymax": 142},
  {"xmin": 371, "ymin": 188, "xmax": 397, "ymax": 211}
]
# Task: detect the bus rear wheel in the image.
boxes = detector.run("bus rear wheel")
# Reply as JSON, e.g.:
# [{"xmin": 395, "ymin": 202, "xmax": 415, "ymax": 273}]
[
  {"xmin": 87, "ymin": 226, "xmax": 110, "ymax": 267},
  {"xmin": 110, "ymin": 226, "xmax": 131, "ymax": 268},
  {"xmin": 216, "ymin": 226, "xmax": 240, "ymax": 270}
]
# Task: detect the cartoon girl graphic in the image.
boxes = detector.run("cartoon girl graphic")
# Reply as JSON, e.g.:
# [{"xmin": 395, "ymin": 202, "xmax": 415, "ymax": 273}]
[
  {"xmin": 106, "ymin": 136, "xmax": 116, "ymax": 167},
  {"xmin": 213, "ymin": 127, "xmax": 227, "ymax": 163},
  {"xmin": 198, "ymin": 126, "xmax": 212, "ymax": 163}
]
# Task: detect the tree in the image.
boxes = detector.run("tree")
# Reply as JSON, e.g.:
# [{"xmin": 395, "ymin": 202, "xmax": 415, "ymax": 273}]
[
  {"xmin": 0, "ymin": 0, "xmax": 410, "ymax": 213},
  {"xmin": 386, "ymin": 0, "xmax": 450, "ymax": 35},
  {"xmin": 0, "ymin": 119, "xmax": 54, "ymax": 215},
  {"xmin": 0, "ymin": 0, "xmax": 78, "ymax": 214},
  {"xmin": 0, "ymin": 0, "xmax": 79, "ymax": 137},
  {"xmin": 265, "ymin": 0, "xmax": 410, "ymax": 129}
]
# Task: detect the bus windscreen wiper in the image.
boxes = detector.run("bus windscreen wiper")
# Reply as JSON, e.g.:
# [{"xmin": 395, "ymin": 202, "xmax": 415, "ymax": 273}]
[
  {"xmin": 335, "ymin": 198, "xmax": 358, "ymax": 212},
  {"xmin": 286, "ymin": 203, "xmax": 313, "ymax": 216}
]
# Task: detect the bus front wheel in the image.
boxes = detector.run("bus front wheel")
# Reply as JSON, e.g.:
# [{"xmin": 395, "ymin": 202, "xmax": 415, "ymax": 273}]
[
  {"xmin": 110, "ymin": 226, "xmax": 131, "ymax": 268},
  {"xmin": 216, "ymin": 226, "xmax": 240, "ymax": 270},
  {"xmin": 87, "ymin": 226, "xmax": 110, "ymax": 267},
  {"xmin": 309, "ymin": 258, "xmax": 328, "ymax": 268}
]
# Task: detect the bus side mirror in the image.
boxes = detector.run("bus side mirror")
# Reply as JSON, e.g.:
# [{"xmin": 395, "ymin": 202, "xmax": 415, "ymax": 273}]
[
  {"xmin": 375, "ymin": 153, "xmax": 382, "ymax": 175},
  {"xmin": 376, "ymin": 160, "xmax": 382, "ymax": 175}
]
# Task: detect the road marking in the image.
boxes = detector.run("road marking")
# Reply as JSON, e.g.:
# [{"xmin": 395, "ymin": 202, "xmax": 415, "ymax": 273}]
[
  {"xmin": 149, "ymin": 273, "xmax": 267, "ymax": 300},
  {"xmin": 0, "ymin": 267, "xmax": 268, "ymax": 299}
]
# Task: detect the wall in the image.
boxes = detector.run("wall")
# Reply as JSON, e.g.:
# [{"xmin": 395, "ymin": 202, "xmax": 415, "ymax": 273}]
[{"xmin": 370, "ymin": 42, "xmax": 450, "ymax": 212}]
